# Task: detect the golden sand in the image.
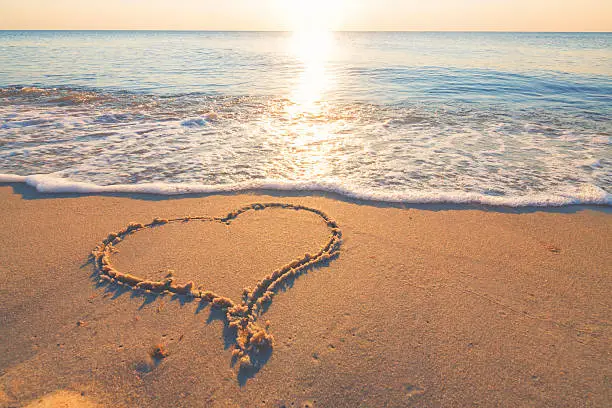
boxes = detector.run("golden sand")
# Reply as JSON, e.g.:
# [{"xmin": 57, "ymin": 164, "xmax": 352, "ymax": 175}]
[
  {"xmin": 0, "ymin": 184, "xmax": 610, "ymax": 407},
  {"xmin": 23, "ymin": 390, "xmax": 101, "ymax": 408}
]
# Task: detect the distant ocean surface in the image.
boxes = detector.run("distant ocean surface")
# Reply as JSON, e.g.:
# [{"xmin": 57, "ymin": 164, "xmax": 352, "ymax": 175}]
[{"xmin": 0, "ymin": 31, "xmax": 610, "ymax": 206}]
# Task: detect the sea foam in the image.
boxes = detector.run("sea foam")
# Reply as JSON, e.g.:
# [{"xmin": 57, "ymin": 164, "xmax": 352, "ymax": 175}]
[{"xmin": 1, "ymin": 173, "xmax": 609, "ymax": 207}]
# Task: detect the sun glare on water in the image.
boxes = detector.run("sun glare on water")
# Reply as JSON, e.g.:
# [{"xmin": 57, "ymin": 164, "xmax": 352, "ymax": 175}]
[
  {"xmin": 266, "ymin": 0, "xmax": 347, "ymax": 180},
  {"xmin": 288, "ymin": 29, "xmax": 335, "ymax": 113},
  {"xmin": 280, "ymin": 0, "xmax": 346, "ymax": 113},
  {"xmin": 280, "ymin": 28, "xmax": 337, "ymax": 178}
]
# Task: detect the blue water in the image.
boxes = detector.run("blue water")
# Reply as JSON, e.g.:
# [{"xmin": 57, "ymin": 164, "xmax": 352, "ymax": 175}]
[{"xmin": 0, "ymin": 31, "xmax": 610, "ymax": 206}]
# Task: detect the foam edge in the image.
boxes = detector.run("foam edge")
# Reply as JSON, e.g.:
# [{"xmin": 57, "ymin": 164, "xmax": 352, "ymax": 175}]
[{"xmin": 0, "ymin": 173, "xmax": 609, "ymax": 207}]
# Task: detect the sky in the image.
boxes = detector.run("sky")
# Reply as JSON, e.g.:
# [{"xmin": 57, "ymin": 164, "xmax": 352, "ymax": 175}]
[{"xmin": 0, "ymin": 0, "xmax": 611, "ymax": 31}]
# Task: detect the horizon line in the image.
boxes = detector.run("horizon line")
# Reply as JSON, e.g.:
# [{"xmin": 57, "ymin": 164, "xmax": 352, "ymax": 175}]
[{"xmin": 0, "ymin": 29, "xmax": 611, "ymax": 33}]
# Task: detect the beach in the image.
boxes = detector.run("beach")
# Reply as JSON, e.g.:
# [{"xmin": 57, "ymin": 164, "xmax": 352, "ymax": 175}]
[{"xmin": 0, "ymin": 183, "xmax": 610, "ymax": 407}]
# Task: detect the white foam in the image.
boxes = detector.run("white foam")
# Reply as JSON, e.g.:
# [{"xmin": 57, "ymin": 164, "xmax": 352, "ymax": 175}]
[
  {"xmin": 2, "ymin": 89, "xmax": 610, "ymax": 210},
  {"xmin": 1, "ymin": 173, "xmax": 609, "ymax": 208},
  {"xmin": 0, "ymin": 174, "xmax": 28, "ymax": 183}
]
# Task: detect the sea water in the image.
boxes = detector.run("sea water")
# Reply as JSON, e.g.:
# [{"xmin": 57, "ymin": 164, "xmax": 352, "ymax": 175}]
[{"xmin": 0, "ymin": 31, "xmax": 610, "ymax": 206}]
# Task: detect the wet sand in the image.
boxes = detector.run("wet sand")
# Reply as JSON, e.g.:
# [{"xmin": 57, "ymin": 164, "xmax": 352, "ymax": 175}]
[{"xmin": 0, "ymin": 183, "xmax": 610, "ymax": 407}]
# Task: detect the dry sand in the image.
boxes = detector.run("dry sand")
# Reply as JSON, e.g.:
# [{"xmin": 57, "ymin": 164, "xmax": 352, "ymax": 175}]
[{"xmin": 0, "ymin": 183, "xmax": 610, "ymax": 407}]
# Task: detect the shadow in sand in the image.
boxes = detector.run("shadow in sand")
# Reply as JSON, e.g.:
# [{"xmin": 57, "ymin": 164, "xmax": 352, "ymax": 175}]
[
  {"xmin": 136, "ymin": 291, "xmax": 161, "ymax": 310},
  {"xmin": 206, "ymin": 307, "xmax": 239, "ymax": 350},
  {"xmin": 87, "ymin": 252, "xmax": 332, "ymax": 384},
  {"xmin": 80, "ymin": 256, "xmax": 95, "ymax": 269},
  {"xmin": 195, "ymin": 299, "xmax": 210, "ymax": 315},
  {"xmin": 231, "ymin": 260, "xmax": 336, "ymax": 386},
  {"xmin": 135, "ymin": 353, "xmax": 165, "ymax": 374},
  {"xmin": 170, "ymin": 293, "xmax": 197, "ymax": 307},
  {"xmin": 90, "ymin": 273, "xmax": 274, "ymax": 386},
  {"xmin": 91, "ymin": 275, "xmax": 133, "ymax": 300},
  {"xmin": 235, "ymin": 347, "xmax": 273, "ymax": 386}
]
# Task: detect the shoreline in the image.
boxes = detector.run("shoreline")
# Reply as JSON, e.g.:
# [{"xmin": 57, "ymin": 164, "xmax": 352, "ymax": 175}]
[
  {"xmin": 1, "ymin": 184, "xmax": 610, "ymax": 407},
  {"xmin": 2, "ymin": 180, "xmax": 611, "ymax": 213}
]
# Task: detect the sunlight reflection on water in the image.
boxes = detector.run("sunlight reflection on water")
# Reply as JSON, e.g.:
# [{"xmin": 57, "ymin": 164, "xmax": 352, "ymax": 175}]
[{"xmin": 281, "ymin": 30, "xmax": 339, "ymax": 179}]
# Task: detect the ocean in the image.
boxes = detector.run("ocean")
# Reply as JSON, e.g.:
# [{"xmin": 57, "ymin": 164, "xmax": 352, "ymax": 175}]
[{"xmin": 0, "ymin": 31, "xmax": 610, "ymax": 206}]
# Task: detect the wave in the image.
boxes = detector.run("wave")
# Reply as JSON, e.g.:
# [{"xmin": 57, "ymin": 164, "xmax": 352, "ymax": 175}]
[{"xmin": 1, "ymin": 173, "xmax": 609, "ymax": 208}]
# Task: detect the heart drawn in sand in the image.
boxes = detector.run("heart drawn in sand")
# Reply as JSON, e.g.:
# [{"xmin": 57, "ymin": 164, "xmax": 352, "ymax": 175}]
[{"xmin": 91, "ymin": 203, "xmax": 342, "ymax": 370}]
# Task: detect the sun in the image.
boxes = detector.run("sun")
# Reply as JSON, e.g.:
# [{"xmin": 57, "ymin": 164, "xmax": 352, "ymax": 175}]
[{"xmin": 278, "ymin": 0, "xmax": 347, "ymax": 32}]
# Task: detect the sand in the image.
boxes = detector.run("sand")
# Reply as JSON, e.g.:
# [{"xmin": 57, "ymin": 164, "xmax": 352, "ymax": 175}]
[{"xmin": 0, "ymin": 183, "xmax": 610, "ymax": 407}]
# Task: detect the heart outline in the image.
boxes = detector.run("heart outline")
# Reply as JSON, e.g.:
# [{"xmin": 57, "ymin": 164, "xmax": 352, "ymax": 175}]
[{"xmin": 92, "ymin": 202, "xmax": 342, "ymax": 369}]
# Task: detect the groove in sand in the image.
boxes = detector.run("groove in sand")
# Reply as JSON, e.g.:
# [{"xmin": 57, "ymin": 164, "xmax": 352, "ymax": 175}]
[{"xmin": 91, "ymin": 203, "xmax": 342, "ymax": 370}]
